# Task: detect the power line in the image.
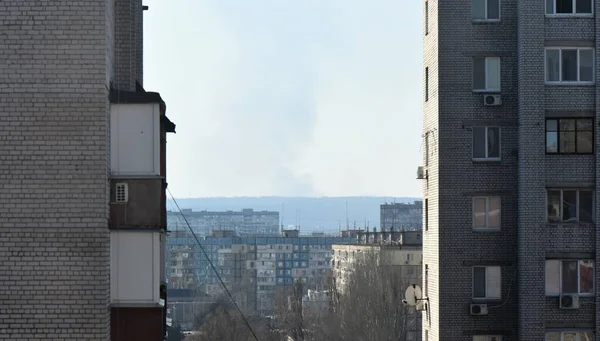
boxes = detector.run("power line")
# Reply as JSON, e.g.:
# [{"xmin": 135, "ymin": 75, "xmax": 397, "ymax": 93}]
[{"xmin": 167, "ymin": 188, "xmax": 260, "ymax": 341}]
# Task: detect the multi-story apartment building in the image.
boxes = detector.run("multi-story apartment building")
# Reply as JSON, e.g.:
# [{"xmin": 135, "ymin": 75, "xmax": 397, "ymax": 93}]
[
  {"xmin": 168, "ymin": 208, "xmax": 280, "ymax": 236},
  {"xmin": 331, "ymin": 230, "xmax": 423, "ymax": 341},
  {"xmin": 380, "ymin": 201, "xmax": 424, "ymax": 231},
  {"xmin": 422, "ymin": 1, "xmax": 597, "ymax": 340},
  {"xmin": 166, "ymin": 229, "xmax": 354, "ymax": 326},
  {"xmin": 0, "ymin": 2, "xmax": 174, "ymax": 340}
]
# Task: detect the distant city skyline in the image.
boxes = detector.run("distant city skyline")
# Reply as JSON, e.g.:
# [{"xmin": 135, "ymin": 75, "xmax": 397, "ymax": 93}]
[{"xmin": 143, "ymin": 0, "xmax": 422, "ymax": 198}]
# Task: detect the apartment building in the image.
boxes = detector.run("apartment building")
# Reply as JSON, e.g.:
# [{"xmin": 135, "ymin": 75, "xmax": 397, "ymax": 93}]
[
  {"xmin": 380, "ymin": 201, "xmax": 424, "ymax": 231},
  {"xmin": 166, "ymin": 229, "xmax": 355, "ymax": 325},
  {"xmin": 0, "ymin": 1, "xmax": 173, "ymax": 340},
  {"xmin": 331, "ymin": 230, "xmax": 423, "ymax": 341},
  {"xmin": 422, "ymin": 1, "xmax": 597, "ymax": 340},
  {"xmin": 168, "ymin": 208, "xmax": 280, "ymax": 236}
]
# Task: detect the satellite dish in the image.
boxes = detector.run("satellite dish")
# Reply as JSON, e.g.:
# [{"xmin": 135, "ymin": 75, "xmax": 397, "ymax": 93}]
[{"xmin": 404, "ymin": 284, "xmax": 423, "ymax": 306}]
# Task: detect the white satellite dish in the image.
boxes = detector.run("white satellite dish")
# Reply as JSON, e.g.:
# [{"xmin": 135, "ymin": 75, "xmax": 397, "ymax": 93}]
[{"xmin": 404, "ymin": 284, "xmax": 423, "ymax": 306}]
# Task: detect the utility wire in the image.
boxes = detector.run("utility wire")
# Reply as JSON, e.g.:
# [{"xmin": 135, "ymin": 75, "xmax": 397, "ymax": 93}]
[{"xmin": 167, "ymin": 188, "xmax": 260, "ymax": 341}]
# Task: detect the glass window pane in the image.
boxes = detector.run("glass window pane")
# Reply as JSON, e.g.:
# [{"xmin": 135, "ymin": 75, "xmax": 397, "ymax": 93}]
[
  {"xmin": 546, "ymin": 49, "xmax": 560, "ymax": 81},
  {"xmin": 472, "ymin": 0, "xmax": 486, "ymax": 19},
  {"xmin": 473, "ymin": 267, "xmax": 486, "ymax": 297},
  {"xmin": 576, "ymin": 0, "xmax": 593, "ymax": 13},
  {"xmin": 487, "ymin": 0, "xmax": 500, "ymax": 19},
  {"xmin": 577, "ymin": 131, "xmax": 593, "ymax": 153},
  {"xmin": 486, "ymin": 266, "xmax": 501, "ymax": 298},
  {"xmin": 473, "ymin": 198, "xmax": 487, "ymax": 227},
  {"xmin": 579, "ymin": 49, "xmax": 594, "ymax": 82},
  {"xmin": 546, "ymin": 0, "xmax": 555, "ymax": 14},
  {"xmin": 489, "ymin": 197, "xmax": 501, "ymax": 228},
  {"xmin": 545, "ymin": 260, "xmax": 561, "ymax": 294},
  {"xmin": 547, "ymin": 132, "xmax": 558, "ymax": 153},
  {"xmin": 559, "ymin": 132, "xmax": 576, "ymax": 153},
  {"xmin": 487, "ymin": 127, "xmax": 500, "ymax": 158},
  {"xmin": 547, "ymin": 190, "xmax": 561, "ymax": 222},
  {"xmin": 562, "ymin": 49, "xmax": 578, "ymax": 81},
  {"xmin": 473, "ymin": 58, "xmax": 486, "ymax": 89},
  {"xmin": 563, "ymin": 333, "xmax": 577, "ymax": 341},
  {"xmin": 560, "ymin": 119, "xmax": 576, "ymax": 131},
  {"xmin": 546, "ymin": 119, "xmax": 558, "ymax": 131},
  {"xmin": 563, "ymin": 190, "xmax": 577, "ymax": 221},
  {"xmin": 486, "ymin": 57, "xmax": 501, "ymax": 90},
  {"xmin": 577, "ymin": 118, "xmax": 593, "ymax": 131},
  {"xmin": 545, "ymin": 332, "xmax": 560, "ymax": 341},
  {"xmin": 579, "ymin": 260, "xmax": 594, "ymax": 293},
  {"xmin": 579, "ymin": 190, "xmax": 594, "ymax": 222},
  {"xmin": 562, "ymin": 260, "xmax": 578, "ymax": 293},
  {"xmin": 556, "ymin": 0, "xmax": 574, "ymax": 13},
  {"xmin": 473, "ymin": 127, "xmax": 486, "ymax": 158},
  {"xmin": 580, "ymin": 331, "xmax": 595, "ymax": 341}
]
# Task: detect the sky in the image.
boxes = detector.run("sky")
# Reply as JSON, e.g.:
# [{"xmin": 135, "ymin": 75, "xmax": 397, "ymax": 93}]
[{"xmin": 143, "ymin": 0, "xmax": 423, "ymax": 198}]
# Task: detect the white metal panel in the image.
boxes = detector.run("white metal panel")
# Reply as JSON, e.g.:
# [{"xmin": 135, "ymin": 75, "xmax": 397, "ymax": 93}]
[
  {"xmin": 110, "ymin": 103, "xmax": 160, "ymax": 176},
  {"xmin": 110, "ymin": 231, "xmax": 160, "ymax": 304}
]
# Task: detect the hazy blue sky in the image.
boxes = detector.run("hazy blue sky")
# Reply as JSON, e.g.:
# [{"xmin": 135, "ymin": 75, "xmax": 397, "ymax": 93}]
[{"xmin": 143, "ymin": 0, "xmax": 423, "ymax": 198}]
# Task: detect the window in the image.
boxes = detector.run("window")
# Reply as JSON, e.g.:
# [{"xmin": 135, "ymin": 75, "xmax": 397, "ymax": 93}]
[
  {"xmin": 472, "ymin": 0, "xmax": 501, "ymax": 21},
  {"xmin": 547, "ymin": 189, "xmax": 594, "ymax": 222},
  {"xmin": 473, "ymin": 57, "xmax": 501, "ymax": 91},
  {"xmin": 425, "ymin": 67, "xmax": 429, "ymax": 101},
  {"xmin": 473, "ymin": 197, "xmax": 501, "ymax": 229},
  {"xmin": 473, "ymin": 266, "xmax": 501, "ymax": 299},
  {"xmin": 546, "ymin": 331, "xmax": 595, "ymax": 341},
  {"xmin": 425, "ymin": 265, "xmax": 429, "ymax": 297},
  {"xmin": 546, "ymin": 0, "xmax": 593, "ymax": 15},
  {"xmin": 473, "ymin": 337, "xmax": 503, "ymax": 341},
  {"xmin": 546, "ymin": 118, "xmax": 593, "ymax": 154},
  {"xmin": 546, "ymin": 260, "xmax": 594, "ymax": 295},
  {"xmin": 425, "ymin": 1, "xmax": 429, "ymax": 35},
  {"xmin": 546, "ymin": 48, "xmax": 594, "ymax": 83},
  {"xmin": 473, "ymin": 126, "xmax": 501, "ymax": 160}
]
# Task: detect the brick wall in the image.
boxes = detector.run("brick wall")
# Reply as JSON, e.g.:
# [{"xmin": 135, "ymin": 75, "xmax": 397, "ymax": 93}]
[
  {"xmin": 426, "ymin": 0, "xmax": 599, "ymax": 340},
  {"xmin": 0, "ymin": 1, "xmax": 111, "ymax": 340},
  {"xmin": 114, "ymin": 0, "xmax": 143, "ymax": 91}
]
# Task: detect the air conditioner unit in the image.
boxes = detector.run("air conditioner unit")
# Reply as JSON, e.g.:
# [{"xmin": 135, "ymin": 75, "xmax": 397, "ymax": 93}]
[
  {"xmin": 417, "ymin": 166, "xmax": 428, "ymax": 180},
  {"xmin": 470, "ymin": 303, "xmax": 488, "ymax": 315},
  {"xmin": 484, "ymin": 94, "xmax": 502, "ymax": 106},
  {"xmin": 559, "ymin": 294, "xmax": 580, "ymax": 309}
]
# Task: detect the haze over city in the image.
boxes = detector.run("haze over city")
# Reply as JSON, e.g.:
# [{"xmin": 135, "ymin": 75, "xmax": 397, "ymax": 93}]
[{"xmin": 142, "ymin": 0, "xmax": 423, "ymax": 198}]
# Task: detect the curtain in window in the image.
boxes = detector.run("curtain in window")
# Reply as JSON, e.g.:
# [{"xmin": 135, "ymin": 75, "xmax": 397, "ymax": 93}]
[
  {"xmin": 487, "ymin": 127, "xmax": 500, "ymax": 158},
  {"xmin": 561, "ymin": 49, "xmax": 578, "ymax": 81},
  {"xmin": 486, "ymin": 58, "xmax": 500, "ymax": 90}
]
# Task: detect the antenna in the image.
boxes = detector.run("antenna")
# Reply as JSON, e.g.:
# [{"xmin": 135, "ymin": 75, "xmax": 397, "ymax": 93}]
[{"xmin": 345, "ymin": 201, "xmax": 349, "ymax": 229}]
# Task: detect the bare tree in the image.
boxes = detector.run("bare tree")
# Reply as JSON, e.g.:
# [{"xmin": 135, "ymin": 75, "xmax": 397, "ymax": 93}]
[{"xmin": 279, "ymin": 251, "xmax": 419, "ymax": 341}]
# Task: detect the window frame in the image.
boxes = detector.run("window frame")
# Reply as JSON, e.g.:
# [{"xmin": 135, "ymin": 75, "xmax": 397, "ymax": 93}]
[
  {"xmin": 545, "ymin": 47, "xmax": 595, "ymax": 84},
  {"xmin": 473, "ymin": 57, "xmax": 502, "ymax": 92},
  {"xmin": 545, "ymin": 0, "xmax": 594, "ymax": 16},
  {"xmin": 472, "ymin": 265, "xmax": 502, "ymax": 300},
  {"xmin": 472, "ymin": 196, "xmax": 502, "ymax": 230},
  {"xmin": 472, "ymin": 0, "xmax": 502, "ymax": 22},
  {"xmin": 545, "ymin": 259, "xmax": 595, "ymax": 296},
  {"xmin": 545, "ymin": 118, "xmax": 594, "ymax": 154},
  {"xmin": 472, "ymin": 126, "xmax": 502, "ymax": 161},
  {"xmin": 425, "ymin": 66, "xmax": 429, "ymax": 102},
  {"xmin": 546, "ymin": 188, "xmax": 594, "ymax": 222}
]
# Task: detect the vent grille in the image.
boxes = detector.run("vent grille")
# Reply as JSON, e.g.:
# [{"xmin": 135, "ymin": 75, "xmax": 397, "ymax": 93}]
[{"xmin": 116, "ymin": 183, "xmax": 128, "ymax": 203}]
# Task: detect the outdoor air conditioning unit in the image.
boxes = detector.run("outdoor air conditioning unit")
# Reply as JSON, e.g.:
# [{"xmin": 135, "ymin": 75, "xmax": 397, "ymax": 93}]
[
  {"xmin": 484, "ymin": 94, "xmax": 502, "ymax": 106},
  {"xmin": 417, "ymin": 166, "xmax": 428, "ymax": 180},
  {"xmin": 559, "ymin": 294, "xmax": 580, "ymax": 309},
  {"xmin": 470, "ymin": 303, "xmax": 488, "ymax": 315}
]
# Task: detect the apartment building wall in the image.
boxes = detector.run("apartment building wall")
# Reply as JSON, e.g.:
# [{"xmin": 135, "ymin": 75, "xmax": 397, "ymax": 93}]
[
  {"xmin": 167, "ymin": 209, "xmax": 280, "ymax": 236},
  {"xmin": 0, "ymin": 2, "xmax": 112, "ymax": 340},
  {"xmin": 426, "ymin": 0, "xmax": 599, "ymax": 340}
]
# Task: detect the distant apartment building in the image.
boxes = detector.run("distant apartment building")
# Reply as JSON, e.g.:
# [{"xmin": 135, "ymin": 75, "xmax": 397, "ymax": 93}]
[
  {"xmin": 331, "ymin": 230, "xmax": 423, "ymax": 341},
  {"xmin": 422, "ymin": 0, "xmax": 600, "ymax": 340},
  {"xmin": 168, "ymin": 208, "xmax": 279, "ymax": 236},
  {"xmin": 0, "ymin": 1, "xmax": 174, "ymax": 341},
  {"xmin": 166, "ymin": 229, "xmax": 355, "ymax": 326},
  {"xmin": 380, "ymin": 201, "xmax": 423, "ymax": 231}
]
